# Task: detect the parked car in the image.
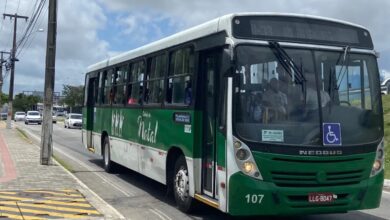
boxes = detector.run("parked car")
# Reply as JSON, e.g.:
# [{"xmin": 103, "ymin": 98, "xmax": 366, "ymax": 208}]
[
  {"xmin": 25, "ymin": 111, "xmax": 42, "ymax": 125},
  {"xmin": 64, "ymin": 113, "xmax": 82, "ymax": 129},
  {"xmin": 1, "ymin": 112, "xmax": 7, "ymax": 120},
  {"xmin": 14, "ymin": 112, "xmax": 26, "ymax": 121}
]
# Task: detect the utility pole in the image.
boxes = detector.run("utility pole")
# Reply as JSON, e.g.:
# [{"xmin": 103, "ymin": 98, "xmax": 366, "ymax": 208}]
[
  {"xmin": 0, "ymin": 51, "xmax": 11, "ymax": 99},
  {"xmin": 40, "ymin": 0, "xmax": 57, "ymax": 165},
  {"xmin": 3, "ymin": 13, "xmax": 28, "ymax": 129}
]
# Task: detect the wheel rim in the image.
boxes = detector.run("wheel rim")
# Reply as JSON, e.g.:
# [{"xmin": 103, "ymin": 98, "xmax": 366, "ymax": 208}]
[
  {"xmin": 104, "ymin": 142, "xmax": 109, "ymax": 166},
  {"xmin": 175, "ymin": 167, "xmax": 189, "ymax": 201}
]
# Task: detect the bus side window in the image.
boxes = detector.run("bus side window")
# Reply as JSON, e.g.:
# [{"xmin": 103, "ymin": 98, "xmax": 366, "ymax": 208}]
[
  {"xmin": 145, "ymin": 54, "xmax": 166, "ymax": 105},
  {"xmin": 127, "ymin": 61, "xmax": 144, "ymax": 105},
  {"xmin": 114, "ymin": 65, "xmax": 129, "ymax": 105},
  {"xmin": 166, "ymin": 47, "xmax": 194, "ymax": 105}
]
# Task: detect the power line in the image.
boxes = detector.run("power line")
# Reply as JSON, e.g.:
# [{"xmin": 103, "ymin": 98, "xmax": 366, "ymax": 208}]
[
  {"xmin": 17, "ymin": 5, "xmax": 47, "ymax": 58},
  {"xmin": 16, "ymin": 0, "xmax": 47, "ymax": 55},
  {"xmin": 0, "ymin": 0, "xmax": 8, "ymax": 36}
]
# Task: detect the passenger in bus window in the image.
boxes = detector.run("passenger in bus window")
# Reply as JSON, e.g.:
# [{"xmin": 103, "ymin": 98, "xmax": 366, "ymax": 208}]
[
  {"xmin": 262, "ymin": 78, "xmax": 287, "ymax": 120},
  {"xmin": 184, "ymin": 80, "xmax": 192, "ymax": 105},
  {"xmin": 305, "ymin": 73, "xmax": 330, "ymax": 111}
]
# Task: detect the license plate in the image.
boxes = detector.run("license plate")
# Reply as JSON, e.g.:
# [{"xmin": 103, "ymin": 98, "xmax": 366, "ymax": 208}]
[{"xmin": 308, "ymin": 192, "xmax": 336, "ymax": 203}]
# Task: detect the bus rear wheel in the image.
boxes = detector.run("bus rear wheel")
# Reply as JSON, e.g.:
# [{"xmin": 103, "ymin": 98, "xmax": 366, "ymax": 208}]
[
  {"xmin": 173, "ymin": 156, "xmax": 196, "ymax": 213},
  {"xmin": 103, "ymin": 136, "xmax": 114, "ymax": 173}
]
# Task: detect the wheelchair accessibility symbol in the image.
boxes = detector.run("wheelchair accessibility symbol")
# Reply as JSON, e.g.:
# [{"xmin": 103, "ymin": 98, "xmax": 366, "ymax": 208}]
[{"xmin": 323, "ymin": 123, "xmax": 341, "ymax": 146}]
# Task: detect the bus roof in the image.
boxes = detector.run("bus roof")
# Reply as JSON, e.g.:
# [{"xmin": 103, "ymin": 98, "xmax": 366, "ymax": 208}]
[{"xmin": 86, "ymin": 12, "xmax": 369, "ymax": 73}]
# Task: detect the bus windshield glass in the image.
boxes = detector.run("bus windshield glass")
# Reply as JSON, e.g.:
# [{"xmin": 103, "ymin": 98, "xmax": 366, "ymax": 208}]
[{"xmin": 234, "ymin": 45, "xmax": 382, "ymax": 146}]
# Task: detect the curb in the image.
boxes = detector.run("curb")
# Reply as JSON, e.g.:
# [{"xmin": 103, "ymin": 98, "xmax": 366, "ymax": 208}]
[{"xmin": 15, "ymin": 125, "xmax": 125, "ymax": 220}]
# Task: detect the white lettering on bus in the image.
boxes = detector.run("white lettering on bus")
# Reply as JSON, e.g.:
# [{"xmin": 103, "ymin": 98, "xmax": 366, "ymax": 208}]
[
  {"xmin": 112, "ymin": 111, "xmax": 124, "ymax": 137},
  {"xmin": 137, "ymin": 115, "xmax": 158, "ymax": 144}
]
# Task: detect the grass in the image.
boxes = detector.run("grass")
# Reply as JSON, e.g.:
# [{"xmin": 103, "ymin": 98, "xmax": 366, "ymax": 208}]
[
  {"xmin": 382, "ymin": 95, "xmax": 390, "ymax": 179},
  {"xmin": 15, "ymin": 127, "xmax": 32, "ymax": 144},
  {"xmin": 53, "ymin": 154, "xmax": 74, "ymax": 173}
]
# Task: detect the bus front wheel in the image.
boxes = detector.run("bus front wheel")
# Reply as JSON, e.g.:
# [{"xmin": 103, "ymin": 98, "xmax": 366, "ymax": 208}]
[
  {"xmin": 103, "ymin": 136, "xmax": 114, "ymax": 173},
  {"xmin": 173, "ymin": 156, "xmax": 196, "ymax": 213}
]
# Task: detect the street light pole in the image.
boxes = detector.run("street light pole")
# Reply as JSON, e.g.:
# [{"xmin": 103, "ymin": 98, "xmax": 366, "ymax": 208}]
[
  {"xmin": 40, "ymin": 0, "xmax": 57, "ymax": 165},
  {"xmin": 3, "ymin": 13, "xmax": 28, "ymax": 129}
]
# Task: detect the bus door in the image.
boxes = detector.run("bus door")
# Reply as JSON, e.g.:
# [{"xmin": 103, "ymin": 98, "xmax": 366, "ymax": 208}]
[
  {"xmin": 86, "ymin": 74, "xmax": 99, "ymax": 151},
  {"xmin": 200, "ymin": 50, "xmax": 220, "ymax": 198}
]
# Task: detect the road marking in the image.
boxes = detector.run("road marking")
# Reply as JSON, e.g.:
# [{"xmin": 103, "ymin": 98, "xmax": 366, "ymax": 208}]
[
  {"xmin": 0, "ymin": 195, "xmax": 32, "ymax": 201},
  {"xmin": 0, "ymin": 201, "xmax": 100, "ymax": 215},
  {"xmin": 0, "ymin": 212, "xmax": 45, "ymax": 220},
  {"xmin": 24, "ymin": 190, "xmax": 84, "ymax": 198},
  {"xmin": 0, "ymin": 191, "xmax": 17, "ymax": 195},
  {"xmin": 149, "ymin": 208, "xmax": 167, "ymax": 220},
  {"xmin": 0, "ymin": 189, "xmax": 102, "ymax": 219},
  {"xmin": 152, "ymin": 208, "xmax": 172, "ymax": 220},
  {"xmin": 43, "ymin": 196, "xmax": 86, "ymax": 202},
  {"xmin": 383, "ymin": 190, "xmax": 390, "ymax": 195},
  {"xmin": 0, "ymin": 206, "xmax": 88, "ymax": 219}
]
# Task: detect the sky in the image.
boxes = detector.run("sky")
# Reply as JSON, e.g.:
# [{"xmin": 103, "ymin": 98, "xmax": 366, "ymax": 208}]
[{"xmin": 0, "ymin": 0, "xmax": 389, "ymax": 95}]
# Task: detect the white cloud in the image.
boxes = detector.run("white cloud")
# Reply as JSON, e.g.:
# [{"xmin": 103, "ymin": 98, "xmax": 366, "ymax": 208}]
[{"xmin": 0, "ymin": 0, "xmax": 110, "ymax": 94}]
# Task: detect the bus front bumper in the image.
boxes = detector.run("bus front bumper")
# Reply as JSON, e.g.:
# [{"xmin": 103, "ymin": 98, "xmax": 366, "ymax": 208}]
[{"xmin": 228, "ymin": 171, "xmax": 383, "ymax": 216}]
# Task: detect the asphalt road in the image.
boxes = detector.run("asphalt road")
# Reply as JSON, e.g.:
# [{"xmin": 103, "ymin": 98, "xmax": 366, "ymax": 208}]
[{"xmin": 17, "ymin": 121, "xmax": 390, "ymax": 220}]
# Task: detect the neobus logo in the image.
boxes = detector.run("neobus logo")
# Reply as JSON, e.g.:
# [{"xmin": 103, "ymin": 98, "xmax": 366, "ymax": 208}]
[{"xmin": 299, "ymin": 150, "xmax": 343, "ymax": 156}]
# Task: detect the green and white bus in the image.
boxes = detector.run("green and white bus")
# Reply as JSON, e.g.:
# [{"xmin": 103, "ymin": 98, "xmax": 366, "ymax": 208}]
[{"xmin": 82, "ymin": 13, "xmax": 384, "ymax": 216}]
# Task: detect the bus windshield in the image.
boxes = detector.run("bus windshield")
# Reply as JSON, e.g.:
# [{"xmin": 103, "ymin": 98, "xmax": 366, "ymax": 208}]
[{"xmin": 234, "ymin": 45, "xmax": 382, "ymax": 146}]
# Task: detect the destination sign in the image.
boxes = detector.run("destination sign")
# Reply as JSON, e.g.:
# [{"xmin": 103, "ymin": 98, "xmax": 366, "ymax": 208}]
[{"xmin": 233, "ymin": 16, "xmax": 373, "ymax": 49}]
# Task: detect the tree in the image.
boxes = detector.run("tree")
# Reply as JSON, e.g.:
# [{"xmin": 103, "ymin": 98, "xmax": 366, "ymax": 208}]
[
  {"xmin": 62, "ymin": 85, "xmax": 84, "ymax": 108},
  {"xmin": 13, "ymin": 93, "xmax": 41, "ymax": 112},
  {"xmin": 0, "ymin": 93, "xmax": 8, "ymax": 106}
]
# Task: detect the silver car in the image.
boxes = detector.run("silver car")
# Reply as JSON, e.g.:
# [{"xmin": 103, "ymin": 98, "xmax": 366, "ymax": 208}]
[
  {"xmin": 14, "ymin": 112, "xmax": 26, "ymax": 121},
  {"xmin": 64, "ymin": 113, "xmax": 82, "ymax": 129}
]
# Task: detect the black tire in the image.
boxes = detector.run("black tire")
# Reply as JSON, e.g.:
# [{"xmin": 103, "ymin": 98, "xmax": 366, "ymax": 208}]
[
  {"xmin": 173, "ymin": 155, "xmax": 196, "ymax": 213},
  {"xmin": 38, "ymin": 123, "xmax": 41, "ymax": 125},
  {"xmin": 64, "ymin": 124, "xmax": 67, "ymax": 128},
  {"xmin": 25, "ymin": 121, "xmax": 28, "ymax": 125},
  {"xmin": 103, "ymin": 136, "xmax": 114, "ymax": 173}
]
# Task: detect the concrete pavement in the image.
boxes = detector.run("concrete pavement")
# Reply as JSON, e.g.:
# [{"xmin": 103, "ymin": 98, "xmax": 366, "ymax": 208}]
[{"xmin": 0, "ymin": 122, "xmax": 123, "ymax": 220}]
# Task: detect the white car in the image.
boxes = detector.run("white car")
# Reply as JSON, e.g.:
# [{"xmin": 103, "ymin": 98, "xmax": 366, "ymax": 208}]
[
  {"xmin": 14, "ymin": 112, "xmax": 26, "ymax": 121},
  {"xmin": 381, "ymin": 77, "xmax": 390, "ymax": 95},
  {"xmin": 25, "ymin": 111, "xmax": 42, "ymax": 125},
  {"xmin": 64, "ymin": 113, "xmax": 82, "ymax": 129}
]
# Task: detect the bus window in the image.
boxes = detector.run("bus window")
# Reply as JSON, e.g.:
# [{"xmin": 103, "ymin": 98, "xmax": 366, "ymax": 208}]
[
  {"xmin": 103, "ymin": 69, "xmax": 114, "ymax": 104},
  {"xmin": 114, "ymin": 65, "xmax": 129, "ymax": 105},
  {"xmin": 145, "ymin": 54, "xmax": 166, "ymax": 104},
  {"xmin": 127, "ymin": 61, "xmax": 145, "ymax": 105},
  {"xmin": 166, "ymin": 47, "xmax": 194, "ymax": 105}
]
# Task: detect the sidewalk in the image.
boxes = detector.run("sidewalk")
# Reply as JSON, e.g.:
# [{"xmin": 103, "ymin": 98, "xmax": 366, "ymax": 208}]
[{"xmin": 0, "ymin": 123, "xmax": 122, "ymax": 220}]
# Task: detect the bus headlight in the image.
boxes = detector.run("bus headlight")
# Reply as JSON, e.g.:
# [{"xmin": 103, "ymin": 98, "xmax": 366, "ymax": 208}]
[
  {"xmin": 370, "ymin": 139, "xmax": 384, "ymax": 177},
  {"xmin": 243, "ymin": 162, "xmax": 254, "ymax": 173},
  {"xmin": 233, "ymin": 136, "xmax": 263, "ymax": 180}
]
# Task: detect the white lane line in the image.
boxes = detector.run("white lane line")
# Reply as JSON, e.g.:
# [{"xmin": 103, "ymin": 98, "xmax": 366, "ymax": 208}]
[
  {"xmin": 383, "ymin": 190, "xmax": 390, "ymax": 195},
  {"xmin": 21, "ymin": 125, "xmax": 135, "ymax": 197},
  {"xmin": 149, "ymin": 208, "xmax": 167, "ymax": 220},
  {"xmin": 152, "ymin": 208, "xmax": 172, "ymax": 220}
]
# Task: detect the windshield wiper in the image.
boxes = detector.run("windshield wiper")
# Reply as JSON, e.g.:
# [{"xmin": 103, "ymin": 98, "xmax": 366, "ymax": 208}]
[
  {"xmin": 268, "ymin": 41, "xmax": 306, "ymax": 84},
  {"xmin": 335, "ymin": 46, "xmax": 351, "ymax": 90}
]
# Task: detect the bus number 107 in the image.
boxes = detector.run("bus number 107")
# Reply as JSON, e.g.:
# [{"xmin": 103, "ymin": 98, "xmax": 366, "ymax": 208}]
[{"xmin": 245, "ymin": 194, "xmax": 264, "ymax": 204}]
